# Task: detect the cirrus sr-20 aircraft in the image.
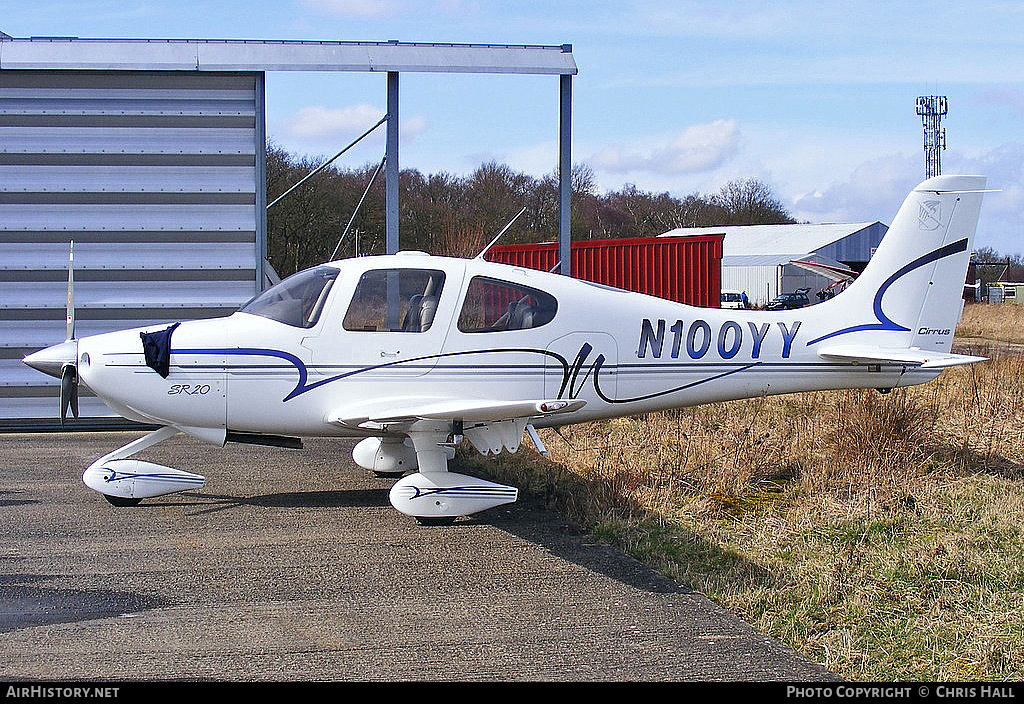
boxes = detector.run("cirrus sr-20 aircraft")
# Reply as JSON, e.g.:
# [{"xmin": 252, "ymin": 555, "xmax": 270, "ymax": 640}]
[{"xmin": 24, "ymin": 175, "xmax": 988, "ymax": 523}]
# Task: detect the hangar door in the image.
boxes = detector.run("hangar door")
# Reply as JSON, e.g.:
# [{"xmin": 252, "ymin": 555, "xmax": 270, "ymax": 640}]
[{"xmin": 0, "ymin": 70, "xmax": 266, "ymax": 428}]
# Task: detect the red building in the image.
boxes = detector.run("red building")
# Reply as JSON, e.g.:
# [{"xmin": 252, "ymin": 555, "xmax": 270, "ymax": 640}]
[{"xmin": 485, "ymin": 234, "xmax": 724, "ymax": 308}]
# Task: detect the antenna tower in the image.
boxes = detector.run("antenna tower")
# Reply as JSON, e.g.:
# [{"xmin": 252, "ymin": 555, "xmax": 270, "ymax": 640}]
[{"xmin": 916, "ymin": 96, "xmax": 947, "ymax": 179}]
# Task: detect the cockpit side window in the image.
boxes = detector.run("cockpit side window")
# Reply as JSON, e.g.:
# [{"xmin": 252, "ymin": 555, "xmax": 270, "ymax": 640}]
[
  {"xmin": 343, "ymin": 268, "xmax": 446, "ymax": 332},
  {"xmin": 457, "ymin": 277, "xmax": 557, "ymax": 333},
  {"xmin": 238, "ymin": 265, "xmax": 339, "ymax": 328}
]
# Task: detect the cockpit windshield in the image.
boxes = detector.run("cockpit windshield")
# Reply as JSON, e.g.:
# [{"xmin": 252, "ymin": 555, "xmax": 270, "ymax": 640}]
[{"xmin": 238, "ymin": 265, "xmax": 340, "ymax": 328}]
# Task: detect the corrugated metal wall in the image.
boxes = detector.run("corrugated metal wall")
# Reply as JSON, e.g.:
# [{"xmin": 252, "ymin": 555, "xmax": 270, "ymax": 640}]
[
  {"xmin": 486, "ymin": 235, "xmax": 723, "ymax": 308},
  {"xmin": 0, "ymin": 70, "xmax": 265, "ymax": 427},
  {"xmin": 814, "ymin": 222, "xmax": 887, "ymax": 268},
  {"xmin": 721, "ymin": 266, "xmax": 780, "ymax": 307}
]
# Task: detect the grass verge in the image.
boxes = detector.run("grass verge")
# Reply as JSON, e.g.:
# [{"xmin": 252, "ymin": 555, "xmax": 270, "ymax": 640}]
[{"xmin": 460, "ymin": 303, "xmax": 1024, "ymax": 681}]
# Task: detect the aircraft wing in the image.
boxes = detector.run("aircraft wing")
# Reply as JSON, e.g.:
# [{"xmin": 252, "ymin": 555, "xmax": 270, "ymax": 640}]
[
  {"xmin": 816, "ymin": 344, "xmax": 986, "ymax": 369},
  {"xmin": 790, "ymin": 259, "xmax": 857, "ymax": 283},
  {"xmin": 328, "ymin": 397, "xmax": 586, "ymax": 428}
]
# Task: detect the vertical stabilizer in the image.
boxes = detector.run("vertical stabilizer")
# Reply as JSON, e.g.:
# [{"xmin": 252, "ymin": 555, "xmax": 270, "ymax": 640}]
[{"xmin": 807, "ymin": 175, "xmax": 986, "ymax": 355}]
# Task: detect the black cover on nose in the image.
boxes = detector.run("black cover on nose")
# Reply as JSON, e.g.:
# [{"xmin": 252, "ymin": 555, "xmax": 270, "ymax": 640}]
[{"xmin": 141, "ymin": 322, "xmax": 180, "ymax": 378}]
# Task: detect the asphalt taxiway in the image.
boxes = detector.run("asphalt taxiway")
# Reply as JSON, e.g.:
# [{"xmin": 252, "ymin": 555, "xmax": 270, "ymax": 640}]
[{"xmin": 0, "ymin": 431, "xmax": 838, "ymax": 682}]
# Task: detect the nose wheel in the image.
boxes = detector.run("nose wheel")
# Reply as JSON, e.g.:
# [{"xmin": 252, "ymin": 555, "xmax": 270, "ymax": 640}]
[
  {"xmin": 103, "ymin": 494, "xmax": 143, "ymax": 507},
  {"xmin": 415, "ymin": 516, "xmax": 458, "ymax": 526}
]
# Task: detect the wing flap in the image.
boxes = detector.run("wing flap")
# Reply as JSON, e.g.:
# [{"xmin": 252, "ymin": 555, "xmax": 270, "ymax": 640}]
[
  {"xmin": 329, "ymin": 397, "xmax": 585, "ymax": 428},
  {"xmin": 817, "ymin": 344, "xmax": 986, "ymax": 369}
]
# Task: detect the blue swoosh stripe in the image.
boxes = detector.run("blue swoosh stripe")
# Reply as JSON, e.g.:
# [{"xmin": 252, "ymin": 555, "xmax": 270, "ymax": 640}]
[
  {"xmin": 174, "ymin": 347, "xmax": 569, "ymax": 402},
  {"xmin": 807, "ymin": 238, "xmax": 968, "ymax": 346}
]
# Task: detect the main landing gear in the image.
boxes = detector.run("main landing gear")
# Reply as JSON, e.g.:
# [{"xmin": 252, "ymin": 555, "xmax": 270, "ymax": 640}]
[{"xmin": 353, "ymin": 424, "xmax": 521, "ymax": 524}]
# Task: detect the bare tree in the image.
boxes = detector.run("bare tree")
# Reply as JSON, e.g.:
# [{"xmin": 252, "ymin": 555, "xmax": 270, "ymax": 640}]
[{"xmin": 713, "ymin": 178, "xmax": 795, "ymax": 225}]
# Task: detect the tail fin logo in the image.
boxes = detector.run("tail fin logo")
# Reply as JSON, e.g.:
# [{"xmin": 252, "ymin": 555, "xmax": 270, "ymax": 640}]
[{"xmin": 919, "ymin": 200, "xmax": 942, "ymax": 230}]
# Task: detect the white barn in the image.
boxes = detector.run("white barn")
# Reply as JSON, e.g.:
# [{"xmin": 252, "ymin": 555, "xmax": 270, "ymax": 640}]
[{"xmin": 659, "ymin": 222, "xmax": 888, "ymax": 307}]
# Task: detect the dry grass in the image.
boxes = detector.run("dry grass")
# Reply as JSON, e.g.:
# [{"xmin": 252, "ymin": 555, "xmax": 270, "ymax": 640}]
[
  {"xmin": 958, "ymin": 301, "xmax": 1024, "ymax": 345},
  {"xmin": 463, "ymin": 302, "xmax": 1024, "ymax": 681}
]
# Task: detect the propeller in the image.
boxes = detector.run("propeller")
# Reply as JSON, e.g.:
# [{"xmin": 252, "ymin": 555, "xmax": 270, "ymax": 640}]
[
  {"xmin": 21, "ymin": 241, "xmax": 80, "ymax": 425},
  {"xmin": 66, "ymin": 240, "xmax": 75, "ymax": 341},
  {"xmin": 60, "ymin": 364, "xmax": 79, "ymax": 425},
  {"xmin": 60, "ymin": 241, "xmax": 79, "ymax": 426}
]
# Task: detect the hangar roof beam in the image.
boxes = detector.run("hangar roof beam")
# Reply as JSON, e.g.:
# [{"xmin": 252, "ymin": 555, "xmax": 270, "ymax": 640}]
[{"xmin": 0, "ymin": 37, "xmax": 578, "ymax": 75}]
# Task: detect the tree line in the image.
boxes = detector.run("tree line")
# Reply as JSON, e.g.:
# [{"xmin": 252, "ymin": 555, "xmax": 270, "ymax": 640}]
[
  {"xmin": 972, "ymin": 247, "xmax": 1024, "ymax": 283},
  {"xmin": 266, "ymin": 142, "xmax": 798, "ymax": 277}
]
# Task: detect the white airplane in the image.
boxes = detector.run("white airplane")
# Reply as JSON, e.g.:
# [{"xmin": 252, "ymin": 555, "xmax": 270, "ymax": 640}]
[{"xmin": 23, "ymin": 175, "xmax": 988, "ymax": 523}]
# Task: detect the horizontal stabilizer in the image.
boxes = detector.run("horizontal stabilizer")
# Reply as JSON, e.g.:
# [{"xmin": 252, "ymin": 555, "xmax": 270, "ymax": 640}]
[
  {"xmin": 329, "ymin": 397, "xmax": 585, "ymax": 428},
  {"xmin": 817, "ymin": 344, "xmax": 986, "ymax": 369}
]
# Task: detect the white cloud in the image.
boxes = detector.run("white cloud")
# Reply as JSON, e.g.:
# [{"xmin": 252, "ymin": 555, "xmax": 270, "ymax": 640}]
[
  {"xmin": 790, "ymin": 143, "xmax": 1024, "ymax": 255},
  {"xmin": 974, "ymin": 86, "xmax": 1024, "ymax": 118},
  {"xmin": 945, "ymin": 142, "xmax": 1024, "ymax": 255},
  {"xmin": 504, "ymin": 140, "xmax": 559, "ymax": 177},
  {"xmin": 275, "ymin": 104, "xmax": 382, "ymax": 141},
  {"xmin": 270, "ymin": 104, "xmax": 428, "ymax": 157},
  {"xmin": 589, "ymin": 120, "xmax": 741, "ymax": 176},
  {"xmin": 792, "ymin": 154, "xmax": 921, "ymax": 225}
]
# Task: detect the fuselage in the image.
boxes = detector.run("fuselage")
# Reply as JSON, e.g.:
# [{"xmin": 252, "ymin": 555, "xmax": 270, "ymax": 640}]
[{"xmin": 71, "ymin": 251, "xmax": 937, "ymax": 442}]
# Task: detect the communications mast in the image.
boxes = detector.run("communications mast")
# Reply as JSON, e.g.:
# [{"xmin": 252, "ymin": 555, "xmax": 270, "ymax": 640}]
[{"xmin": 916, "ymin": 96, "xmax": 947, "ymax": 178}]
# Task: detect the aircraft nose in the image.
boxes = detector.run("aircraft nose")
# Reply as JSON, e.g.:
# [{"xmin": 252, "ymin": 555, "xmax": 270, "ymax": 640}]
[{"xmin": 22, "ymin": 340, "xmax": 79, "ymax": 379}]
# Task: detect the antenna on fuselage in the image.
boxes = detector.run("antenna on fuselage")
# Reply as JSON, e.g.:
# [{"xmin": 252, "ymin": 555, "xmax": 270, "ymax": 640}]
[{"xmin": 475, "ymin": 207, "xmax": 527, "ymax": 260}]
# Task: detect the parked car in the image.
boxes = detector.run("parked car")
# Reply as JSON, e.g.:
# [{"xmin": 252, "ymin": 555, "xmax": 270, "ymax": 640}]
[
  {"xmin": 721, "ymin": 290, "xmax": 747, "ymax": 309},
  {"xmin": 766, "ymin": 290, "xmax": 810, "ymax": 310}
]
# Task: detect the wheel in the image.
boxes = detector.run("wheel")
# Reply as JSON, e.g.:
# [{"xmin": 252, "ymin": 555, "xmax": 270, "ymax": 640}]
[
  {"xmin": 103, "ymin": 494, "xmax": 142, "ymax": 507},
  {"xmin": 415, "ymin": 516, "xmax": 457, "ymax": 526}
]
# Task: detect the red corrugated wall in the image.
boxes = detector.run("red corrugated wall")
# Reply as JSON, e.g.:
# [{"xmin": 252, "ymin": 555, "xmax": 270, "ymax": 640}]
[{"xmin": 485, "ymin": 234, "xmax": 723, "ymax": 308}]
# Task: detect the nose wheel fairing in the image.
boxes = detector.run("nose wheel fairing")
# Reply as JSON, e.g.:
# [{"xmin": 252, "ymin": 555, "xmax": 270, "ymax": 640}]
[{"xmin": 81, "ymin": 427, "xmax": 206, "ymax": 502}]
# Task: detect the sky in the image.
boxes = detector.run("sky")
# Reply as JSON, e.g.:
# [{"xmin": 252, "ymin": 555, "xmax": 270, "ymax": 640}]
[{"xmin": 3, "ymin": 0, "xmax": 1024, "ymax": 254}]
